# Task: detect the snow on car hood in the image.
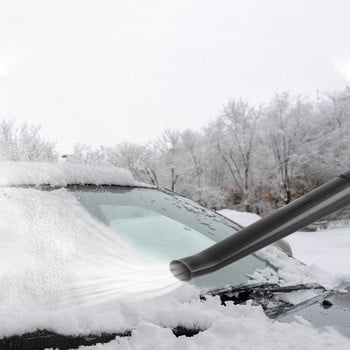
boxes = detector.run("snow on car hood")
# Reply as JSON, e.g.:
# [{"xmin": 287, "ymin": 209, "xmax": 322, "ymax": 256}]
[
  {"xmin": 0, "ymin": 187, "xmax": 349, "ymax": 348},
  {"xmin": 77, "ymin": 316, "xmax": 350, "ymax": 350},
  {"xmin": 0, "ymin": 161, "xmax": 149, "ymax": 187}
]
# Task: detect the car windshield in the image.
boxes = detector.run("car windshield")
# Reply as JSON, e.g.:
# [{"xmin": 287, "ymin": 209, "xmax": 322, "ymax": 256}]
[{"xmin": 70, "ymin": 186, "xmax": 271, "ymax": 289}]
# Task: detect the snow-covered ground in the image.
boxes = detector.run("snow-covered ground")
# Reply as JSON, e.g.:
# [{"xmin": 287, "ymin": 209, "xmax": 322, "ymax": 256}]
[
  {"xmin": 288, "ymin": 226, "xmax": 350, "ymax": 280},
  {"xmin": 218, "ymin": 209, "xmax": 261, "ymax": 226}
]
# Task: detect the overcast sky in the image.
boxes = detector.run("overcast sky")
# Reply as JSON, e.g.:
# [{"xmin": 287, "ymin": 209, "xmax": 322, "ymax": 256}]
[{"xmin": 0, "ymin": 0, "xmax": 349, "ymax": 153}]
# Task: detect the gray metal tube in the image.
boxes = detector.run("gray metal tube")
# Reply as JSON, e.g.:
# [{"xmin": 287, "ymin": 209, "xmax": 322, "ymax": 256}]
[{"xmin": 170, "ymin": 171, "xmax": 350, "ymax": 281}]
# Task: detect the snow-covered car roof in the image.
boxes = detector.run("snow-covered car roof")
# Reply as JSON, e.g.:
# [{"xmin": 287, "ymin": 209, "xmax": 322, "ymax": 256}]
[{"xmin": 0, "ymin": 161, "xmax": 149, "ymax": 187}]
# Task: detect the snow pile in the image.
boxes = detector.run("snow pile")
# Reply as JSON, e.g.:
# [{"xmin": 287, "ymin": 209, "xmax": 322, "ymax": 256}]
[
  {"xmin": 218, "ymin": 209, "xmax": 261, "ymax": 227},
  {"xmin": 77, "ymin": 309, "xmax": 350, "ymax": 350},
  {"xmin": 0, "ymin": 161, "xmax": 147, "ymax": 187}
]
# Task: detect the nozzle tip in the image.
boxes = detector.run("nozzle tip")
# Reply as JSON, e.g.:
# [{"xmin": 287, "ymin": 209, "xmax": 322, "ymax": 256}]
[{"xmin": 169, "ymin": 260, "xmax": 191, "ymax": 281}]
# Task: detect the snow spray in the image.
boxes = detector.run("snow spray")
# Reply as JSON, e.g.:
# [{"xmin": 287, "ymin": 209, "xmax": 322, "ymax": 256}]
[
  {"xmin": 170, "ymin": 171, "xmax": 350, "ymax": 281},
  {"xmin": 0, "ymin": 188, "xmax": 181, "ymax": 311}
]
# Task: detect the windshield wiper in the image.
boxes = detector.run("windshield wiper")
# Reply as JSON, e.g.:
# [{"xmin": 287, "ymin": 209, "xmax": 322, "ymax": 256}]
[{"xmin": 201, "ymin": 282, "xmax": 326, "ymax": 311}]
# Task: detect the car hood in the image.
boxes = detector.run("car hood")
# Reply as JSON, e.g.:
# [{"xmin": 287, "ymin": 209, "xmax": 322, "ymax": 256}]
[
  {"xmin": 204, "ymin": 281, "xmax": 350, "ymax": 338},
  {"xmin": 276, "ymin": 283, "xmax": 350, "ymax": 337}
]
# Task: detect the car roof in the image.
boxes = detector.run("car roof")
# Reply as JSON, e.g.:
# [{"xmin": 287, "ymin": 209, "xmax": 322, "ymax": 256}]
[{"xmin": 0, "ymin": 161, "xmax": 152, "ymax": 188}]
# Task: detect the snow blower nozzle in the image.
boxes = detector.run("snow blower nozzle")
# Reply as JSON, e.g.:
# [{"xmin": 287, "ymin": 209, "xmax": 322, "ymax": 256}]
[{"xmin": 170, "ymin": 171, "xmax": 350, "ymax": 281}]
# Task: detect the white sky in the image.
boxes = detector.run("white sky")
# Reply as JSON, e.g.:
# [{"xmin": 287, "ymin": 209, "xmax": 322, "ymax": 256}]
[{"xmin": 0, "ymin": 0, "xmax": 349, "ymax": 153}]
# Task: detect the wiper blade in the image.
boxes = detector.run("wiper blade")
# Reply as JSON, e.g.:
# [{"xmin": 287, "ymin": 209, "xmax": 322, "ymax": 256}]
[
  {"xmin": 204, "ymin": 282, "xmax": 325, "ymax": 296},
  {"xmin": 201, "ymin": 283, "xmax": 326, "ymax": 306}
]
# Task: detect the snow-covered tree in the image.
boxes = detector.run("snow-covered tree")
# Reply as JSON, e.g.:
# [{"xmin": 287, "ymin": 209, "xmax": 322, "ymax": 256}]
[
  {"xmin": 67, "ymin": 86, "xmax": 350, "ymax": 214},
  {"xmin": 261, "ymin": 93, "xmax": 312, "ymax": 204},
  {"xmin": 0, "ymin": 119, "xmax": 57, "ymax": 161},
  {"xmin": 206, "ymin": 99, "xmax": 261, "ymax": 211},
  {"xmin": 157, "ymin": 129, "xmax": 182, "ymax": 191}
]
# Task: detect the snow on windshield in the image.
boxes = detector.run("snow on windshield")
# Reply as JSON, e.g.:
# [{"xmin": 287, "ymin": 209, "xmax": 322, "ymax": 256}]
[{"xmin": 0, "ymin": 161, "xmax": 148, "ymax": 187}]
